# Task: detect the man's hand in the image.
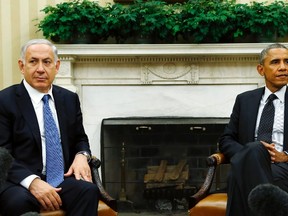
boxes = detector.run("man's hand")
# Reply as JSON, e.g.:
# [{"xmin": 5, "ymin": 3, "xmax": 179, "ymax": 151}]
[
  {"xmin": 261, "ymin": 141, "xmax": 288, "ymax": 163},
  {"xmin": 29, "ymin": 178, "xmax": 62, "ymax": 211},
  {"xmin": 64, "ymin": 154, "xmax": 92, "ymax": 182}
]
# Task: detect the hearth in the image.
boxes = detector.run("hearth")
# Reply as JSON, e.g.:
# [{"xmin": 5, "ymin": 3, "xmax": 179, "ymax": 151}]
[{"xmin": 100, "ymin": 117, "xmax": 228, "ymax": 211}]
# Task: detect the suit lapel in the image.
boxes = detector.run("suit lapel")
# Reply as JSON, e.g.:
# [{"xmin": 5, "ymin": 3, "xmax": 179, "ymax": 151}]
[
  {"xmin": 16, "ymin": 83, "xmax": 42, "ymax": 150},
  {"xmin": 246, "ymin": 88, "xmax": 264, "ymax": 141}
]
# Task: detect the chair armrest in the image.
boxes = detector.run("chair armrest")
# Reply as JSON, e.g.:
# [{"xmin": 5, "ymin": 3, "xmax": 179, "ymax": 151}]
[
  {"xmin": 207, "ymin": 152, "xmax": 227, "ymax": 166},
  {"xmin": 89, "ymin": 156, "xmax": 117, "ymax": 212},
  {"xmin": 189, "ymin": 152, "xmax": 227, "ymax": 208}
]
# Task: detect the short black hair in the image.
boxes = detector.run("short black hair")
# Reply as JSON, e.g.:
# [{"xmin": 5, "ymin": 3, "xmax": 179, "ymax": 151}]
[{"xmin": 259, "ymin": 43, "xmax": 288, "ymax": 65}]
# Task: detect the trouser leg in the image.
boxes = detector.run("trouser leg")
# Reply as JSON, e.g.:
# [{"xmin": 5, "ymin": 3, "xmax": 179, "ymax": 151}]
[
  {"xmin": 225, "ymin": 141, "xmax": 272, "ymax": 216},
  {"xmin": 0, "ymin": 185, "xmax": 40, "ymax": 216},
  {"xmin": 271, "ymin": 162, "xmax": 288, "ymax": 192},
  {"xmin": 59, "ymin": 177, "xmax": 99, "ymax": 216},
  {"xmin": 0, "ymin": 177, "xmax": 99, "ymax": 216}
]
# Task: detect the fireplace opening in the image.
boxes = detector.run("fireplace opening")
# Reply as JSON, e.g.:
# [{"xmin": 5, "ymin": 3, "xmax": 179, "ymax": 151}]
[{"xmin": 100, "ymin": 117, "xmax": 229, "ymax": 212}]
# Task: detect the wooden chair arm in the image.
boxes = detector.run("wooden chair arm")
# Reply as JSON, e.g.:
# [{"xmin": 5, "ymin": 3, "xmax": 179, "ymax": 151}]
[
  {"xmin": 189, "ymin": 152, "xmax": 227, "ymax": 208},
  {"xmin": 207, "ymin": 152, "xmax": 227, "ymax": 166},
  {"xmin": 90, "ymin": 156, "xmax": 117, "ymax": 212}
]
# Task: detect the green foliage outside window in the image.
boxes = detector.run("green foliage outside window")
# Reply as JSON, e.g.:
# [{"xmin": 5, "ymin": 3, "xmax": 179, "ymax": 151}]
[{"xmin": 37, "ymin": 0, "xmax": 288, "ymax": 44}]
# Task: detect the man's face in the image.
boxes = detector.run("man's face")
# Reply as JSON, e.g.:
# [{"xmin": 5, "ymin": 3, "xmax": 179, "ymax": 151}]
[
  {"xmin": 257, "ymin": 48, "xmax": 288, "ymax": 93},
  {"xmin": 18, "ymin": 44, "xmax": 60, "ymax": 93}
]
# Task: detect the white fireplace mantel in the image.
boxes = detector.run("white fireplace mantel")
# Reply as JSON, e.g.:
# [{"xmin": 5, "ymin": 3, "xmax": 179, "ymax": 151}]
[
  {"xmin": 54, "ymin": 43, "xmax": 280, "ymax": 91},
  {"xmin": 57, "ymin": 43, "xmax": 278, "ymax": 56},
  {"xmin": 54, "ymin": 43, "xmax": 278, "ymax": 156}
]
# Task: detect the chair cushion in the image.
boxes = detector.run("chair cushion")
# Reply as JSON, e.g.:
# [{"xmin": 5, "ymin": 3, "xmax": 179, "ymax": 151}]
[
  {"xmin": 40, "ymin": 200, "xmax": 117, "ymax": 216},
  {"xmin": 189, "ymin": 193, "xmax": 227, "ymax": 216},
  {"xmin": 98, "ymin": 200, "xmax": 117, "ymax": 216},
  {"xmin": 40, "ymin": 209, "xmax": 65, "ymax": 216}
]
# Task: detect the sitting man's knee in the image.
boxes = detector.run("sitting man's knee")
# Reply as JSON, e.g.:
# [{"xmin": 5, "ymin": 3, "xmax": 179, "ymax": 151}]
[{"xmin": 245, "ymin": 141, "xmax": 268, "ymax": 155}]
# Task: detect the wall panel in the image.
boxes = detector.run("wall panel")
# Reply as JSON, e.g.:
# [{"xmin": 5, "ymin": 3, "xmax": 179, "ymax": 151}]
[{"xmin": 0, "ymin": 0, "xmax": 66, "ymax": 89}]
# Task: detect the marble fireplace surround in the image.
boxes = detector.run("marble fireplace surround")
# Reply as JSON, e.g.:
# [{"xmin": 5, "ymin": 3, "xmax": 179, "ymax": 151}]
[{"xmin": 55, "ymin": 43, "xmax": 276, "ymax": 156}]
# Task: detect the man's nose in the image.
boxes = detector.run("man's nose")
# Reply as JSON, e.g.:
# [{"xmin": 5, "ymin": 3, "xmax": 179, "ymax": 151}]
[{"xmin": 36, "ymin": 62, "xmax": 45, "ymax": 72}]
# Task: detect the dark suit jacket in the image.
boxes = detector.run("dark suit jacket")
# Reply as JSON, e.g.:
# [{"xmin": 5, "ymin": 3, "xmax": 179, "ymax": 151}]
[
  {"xmin": 0, "ymin": 81, "xmax": 91, "ymax": 192},
  {"xmin": 219, "ymin": 86, "xmax": 288, "ymax": 160}
]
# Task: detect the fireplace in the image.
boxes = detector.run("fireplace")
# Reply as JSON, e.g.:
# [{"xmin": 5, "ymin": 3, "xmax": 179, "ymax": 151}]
[
  {"xmin": 55, "ymin": 43, "xmax": 265, "ymax": 211},
  {"xmin": 101, "ymin": 117, "xmax": 228, "ymax": 210}
]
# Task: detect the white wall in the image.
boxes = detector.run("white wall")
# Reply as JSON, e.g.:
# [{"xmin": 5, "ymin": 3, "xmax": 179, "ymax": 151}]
[{"xmin": 82, "ymin": 85, "xmax": 256, "ymax": 156}]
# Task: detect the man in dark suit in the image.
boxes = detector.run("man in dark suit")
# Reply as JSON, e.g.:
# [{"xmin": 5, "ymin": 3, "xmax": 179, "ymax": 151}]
[
  {"xmin": 0, "ymin": 39, "xmax": 99, "ymax": 216},
  {"xmin": 219, "ymin": 43, "xmax": 288, "ymax": 216}
]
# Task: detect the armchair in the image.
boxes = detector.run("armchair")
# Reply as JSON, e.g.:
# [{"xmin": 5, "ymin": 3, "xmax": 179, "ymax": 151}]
[
  {"xmin": 188, "ymin": 153, "xmax": 228, "ymax": 216},
  {"xmin": 40, "ymin": 156, "xmax": 117, "ymax": 216}
]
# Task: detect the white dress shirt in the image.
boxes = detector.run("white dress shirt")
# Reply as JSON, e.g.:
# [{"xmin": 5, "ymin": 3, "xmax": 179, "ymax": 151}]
[{"xmin": 255, "ymin": 85, "xmax": 286, "ymax": 152}]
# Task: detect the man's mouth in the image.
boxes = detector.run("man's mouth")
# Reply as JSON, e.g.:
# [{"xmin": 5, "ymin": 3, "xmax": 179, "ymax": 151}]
[
  {"xmin": 276, "ymin": 74, "xmax": 288, "ymax": 78},
  {"xmin": 36, "ymin": 77, "xmax": 47, "ymax": 80},
  {"xmin": 35, "ymin": 77, "xmax": 47, "ymax": 82}
]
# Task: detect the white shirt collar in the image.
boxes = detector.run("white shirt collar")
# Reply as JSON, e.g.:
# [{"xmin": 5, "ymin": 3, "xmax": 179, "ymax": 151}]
[
  {"xmin": 263, "ymin": 85, "xmax": 286, "ymax": 103},
  {"xmin": 23, "ymin": 79, "xmax": 54, "ymax": 104}
]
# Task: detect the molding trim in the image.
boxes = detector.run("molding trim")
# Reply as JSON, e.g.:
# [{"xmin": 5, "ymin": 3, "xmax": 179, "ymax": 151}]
[
  {"xmin": 69, "ymin": 56, "xmax": 258, "ymax": 63},
  {"xmin": 56, "ymin": 43, "xmax": 267, "ymax": 88}
]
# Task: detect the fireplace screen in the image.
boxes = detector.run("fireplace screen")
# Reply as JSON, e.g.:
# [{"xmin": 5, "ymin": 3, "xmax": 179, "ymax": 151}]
[{"xmin": 100, "ymin": 117, "xmax": 228, "ymax": 211}]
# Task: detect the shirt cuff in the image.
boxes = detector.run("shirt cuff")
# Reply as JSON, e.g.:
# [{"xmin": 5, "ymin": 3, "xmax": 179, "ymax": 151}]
[{"xmin": 20, "ymin": 175, "xmax": 40, "ymax": 189}]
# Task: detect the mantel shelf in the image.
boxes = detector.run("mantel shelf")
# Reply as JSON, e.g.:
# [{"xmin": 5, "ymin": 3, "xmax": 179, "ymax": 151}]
[{"xmin": 56, "ymin": 43, "xmax": 286, "ymax": 57}]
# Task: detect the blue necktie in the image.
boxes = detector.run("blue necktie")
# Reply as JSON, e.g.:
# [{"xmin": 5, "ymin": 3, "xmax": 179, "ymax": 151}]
[
  {"xmin": 42, "ymin": 94, "xmax": 64, "ymax": 187},
  {"xmin": 257, "ymin": 94, "xmax": 277, "ymax": 143}
]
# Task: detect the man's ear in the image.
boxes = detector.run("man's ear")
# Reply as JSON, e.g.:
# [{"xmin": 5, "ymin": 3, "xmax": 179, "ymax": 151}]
[
  {"xmin": 257, "ymin": 64, "xmax": 264, "ymax": 76},
  {"xmin": 55, "ymin": 60, "xmax": 61, "ymax": 73},
  {"xmin": 18, "ymin": 60, "xmax": 25, "ymax": 74}
]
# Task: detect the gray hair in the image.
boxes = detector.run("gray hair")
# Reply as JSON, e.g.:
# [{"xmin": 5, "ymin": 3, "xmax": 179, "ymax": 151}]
[
  {"xmin": 20, "ymin": 39, "xmax": 58, "ymax": 64},
  {"xmin": 259, "ymin": 43, "xmax": 288, "ymax": 65}
]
